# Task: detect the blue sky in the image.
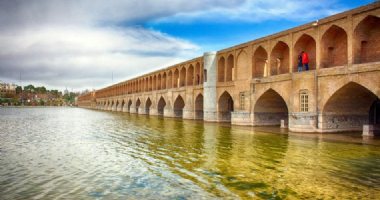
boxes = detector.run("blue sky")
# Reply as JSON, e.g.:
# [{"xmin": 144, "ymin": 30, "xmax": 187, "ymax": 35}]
[
  {"xmin": 144, "ymin": 0, "xmax": 373, "ymax": 52},
  {"xmin": 0, "ymin": 0, "xmax": 375, "ymax": 91}
]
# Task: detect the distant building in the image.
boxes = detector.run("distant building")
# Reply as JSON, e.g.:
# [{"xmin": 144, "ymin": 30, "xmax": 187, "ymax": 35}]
[{"xmin": 0, "ymin": 81, "xmax": 17, "ymax": 97}]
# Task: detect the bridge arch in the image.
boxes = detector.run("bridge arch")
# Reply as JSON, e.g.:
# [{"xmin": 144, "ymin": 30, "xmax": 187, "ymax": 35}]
[
  {"xmin": 252, "ymin": 46, "xmax": 268, "ymax": 78},
  {"xmin": 162, "ymin": 72, "xmax": 167, "ymax": 89},
  {"xmin": 294, "ymin": 34, "xmax": 316, "ymax": 71},
  {"xmin": 173, "ymin": 95, "xmax": 185, "ymax": 118},
  {"xmin": 195, "ymin": 93, "xmax": 204, "ymax": 120},
  {"xmin": 180, "ymin": 67, "xmax": 186, "ymax": 87},
  {"xmin": 354, "ymin": 15, "xmax": 380, "ymax": 64},
  {"xmin": 218, "ymin": 57, "xmax": 225, "ymax": 82},
  {"xmin": 253, "ymin": 89, "xmax": 289, "ymax": 126},
  {"xmin": 157, "ymin": 96, "xmax": 166, "ymax": 116},
  {"xmin": 153, "ymin": 75, "xmax": 157, "ymax": 91},
  {"xmin": 321, "ymin": 82, "xmax": 379, "ymax": 131},
  {"xmin": 127, "ymin": 99, "xmax": 132, "ymax": 113},
  {"xmin": 145, "ymin": 98, "xmax": 152, "ymax": 115},
  {"xmin": 157, "ymin": 74, "xmax": 161, "ymax": 90},
  {"xmin": 321, "ymin": 25, "xmax": 348, "ymax": 68},
  {"xmin": 167, "ymin": 71, "xmax": 172, "ymax": 89},
  {"xmin": 187, "ymin": 65, "xmax": 194, "ymax": 86},
  {"xmin": 270, "ymin": 41, "xmax": 289, "ymax": 75},
  {"xmin": 226, "ymin": 54, "xmax": 234, "ymax": 81},
  {"xmin": 116, "ymin": 100, "xmax": 120, "ymax": 111},
  {"xmin": 121, "ymin": 100, "xmax": 125, "ymax": 112},
  {"xmin": 236, "ymin": 50, "xmax": 249, "ymax": 80},
  {"xmin": 195, "ymin": 62, "xmax": 202, "ymax": 85},
  {"xmin": 111, "ymin": 100, "xmax": 115, "ymax": 111},
  {"xmin": 218, "ymin": 91, "xmax": 234, "ymax": 122},
  {"xmin": 136, "ymin": 98, "xmax": 141, "ymax": 113},
  {"xmin": 173, "ymin": 69, "xmax": 179, "ymax": 88},
  {"xmin": 149, "ymin": 76, "xmax": 152, "ymax": 91}
]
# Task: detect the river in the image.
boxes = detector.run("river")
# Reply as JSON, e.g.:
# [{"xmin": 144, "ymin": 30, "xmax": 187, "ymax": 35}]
[{"xmin": 0, "ymin": 107, "xmax": 379, "ymax": 199}]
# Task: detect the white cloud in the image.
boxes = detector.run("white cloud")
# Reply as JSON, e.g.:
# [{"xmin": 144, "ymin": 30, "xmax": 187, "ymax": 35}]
[
  {"xmin": 0, "ymin": 25, "xmax": 199, "ymax": 91},
  {"xmin": 154, "ymin": 0, "xmax": 343, "ymax": 23}
]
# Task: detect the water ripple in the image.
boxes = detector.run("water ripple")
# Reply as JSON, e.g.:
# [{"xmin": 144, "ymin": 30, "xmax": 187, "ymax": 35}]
[{"xmin": 1, "ymin": 107, "xmax": 380, "ymax": 199}]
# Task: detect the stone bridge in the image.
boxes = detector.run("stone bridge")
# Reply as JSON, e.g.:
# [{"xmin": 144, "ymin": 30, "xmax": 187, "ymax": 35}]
[{"xmin": 78, "ymin": 2, "xmax": 380, "ymax": 134}]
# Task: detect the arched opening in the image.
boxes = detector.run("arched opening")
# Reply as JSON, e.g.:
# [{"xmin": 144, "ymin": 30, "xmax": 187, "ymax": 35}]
[
  {"xmin": 157, "ymin": 97, "xmax": 166, "ymax": 116},
  {"xmin": 168, "ymin": 71, "xmax": 173, "ymax": 89},
  {"xmin": 195, "ymin": 63, "xmax": 201, "ymax": 85},
  {"xmin": 121, "ymin": 100, "xmax": 125, "ymax": 112},
  {"xmin": 271, "ymin": 41, "xmax": 289, "ymax": 75},
  {"xmin": 173, "ymin": 95, "xmax": 185, "ymax": 118},
  {"xmin": 252, "ymin": 46, "xmax": 268, "ymax": 78},
  {"xmin": 145, "ymin": 78, "xmax": 148, "ymax": 92},
  {"xmin": 195, "ymin": 94, "xmax": 204, "ymax": 120},
  {"xmin": 115, "ymin": 101, "xmax": 119, "ymax": 111},
  {"xmin": 153, "ymin": 75, "xmax": 157, "ymax": 91},
  {"xmin": 149, "ymin": 76, "xmax": 152, "ymax": 91},
  {"xmin": 127, "ymin": 100, "xmax": 132, "ymax": 112},
  {"xmin": 157, "ymin": 74, "xmax": 161, "ymax": 90},
  {"xmin": 145, "ymin": 98, "xmax": 152, "ymax": 115},
  {"xmin": 294, "ymin": 34, "xmax": 316, "ymax": 71},
  {"xmin": 218, "ymin": 57, "xmax": 225, "ymax": 82},
  {"xmin": 236, "ymin": 51, "xmax": 249, "ymax": 80},
  {"xmin": 354, "ymin": 15, "xmax": 380, "ymax": 64},
  {"xmin": 218, "ymin": 91, "xmax": 234, "ymax": 122},
  {"xmin": 180, "ymin": 67, "xmax": 186, "ymax": 87},
  {"xmin": 111, "ymin": 101, "xmax": 115, "ymax": 111},
  {"xmin": 322, "ymin": 82, "xmax": 379, "ymax": 131},
  {"xmin": 321, "ymin": 25, "xmax": 348, "ymax": 68},
  {"xmin": 162, "ymin": 73, "xmax": 167, "ymax": 89},
  {"xmin": 173, "ymin": 69, "xmax": 179, "ymax": 88},
  {"xmin": 187, "ymin": 65, "xmax": 194, "ymax": 86},
  {"xmin": 369, "ymin": 99, "xmax": 380, "ymax": 126},
  {"xmin": 253, "ymin": 89, "xmax": 288, "ymax": 126},
  {"xmin": 226, "ymin": 55, "xmax": 234, "ymax": 81},
  {"xmin": 136, "ymin": 99, "xmax": 141, "ymax": 113}
]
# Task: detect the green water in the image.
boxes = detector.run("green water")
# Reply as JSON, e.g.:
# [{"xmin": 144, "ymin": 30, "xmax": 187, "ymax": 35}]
[{"xmin": 0, "ymin": 107, "xmax": 379, "ymax": 199}]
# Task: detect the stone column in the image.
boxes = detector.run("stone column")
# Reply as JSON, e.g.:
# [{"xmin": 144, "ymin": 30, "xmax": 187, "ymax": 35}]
[{"xmin": 203, "ymin": 51, "xmax": 218, "ymax": 122}]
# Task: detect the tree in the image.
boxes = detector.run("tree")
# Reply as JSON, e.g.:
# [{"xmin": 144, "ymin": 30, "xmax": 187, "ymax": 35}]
[
  {"xmin": 35, "ymin": 86, "xmax": 47, "ymax": 93},
  {"xmin": 16, "ymin": 86, "xmax": 22, "ymax": 94},
  {"xmin": 24, "ymin": 85, "xmax": 35, "ymax": 92}
]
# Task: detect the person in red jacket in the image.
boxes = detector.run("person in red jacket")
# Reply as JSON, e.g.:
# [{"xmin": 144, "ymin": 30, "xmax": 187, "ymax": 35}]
[{"xmin": 302, "ymin": 51, "xmax": 309, "ymax": 71}]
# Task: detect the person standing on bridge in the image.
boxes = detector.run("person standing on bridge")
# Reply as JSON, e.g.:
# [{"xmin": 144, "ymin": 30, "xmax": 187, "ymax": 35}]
[
  {"xmin": 298, "ymin": 52, "xmax": 303, "ymax": 72},
  {"xmin": 302, "ymin": 51, "xmax": 309, "ymax": 71}
]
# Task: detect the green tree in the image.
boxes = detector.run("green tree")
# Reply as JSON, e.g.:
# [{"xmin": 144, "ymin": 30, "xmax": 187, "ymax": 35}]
[
  {"xmin": 35, "ymin": 86, "xmax": 47, "ymax": 94},
  {"xmin": 24, "ymin": 85, "xmax": 35, "ymax": 92},
  {"xmin": 16, "ymin": 86, "xmax": 22, "ymax": 94}
]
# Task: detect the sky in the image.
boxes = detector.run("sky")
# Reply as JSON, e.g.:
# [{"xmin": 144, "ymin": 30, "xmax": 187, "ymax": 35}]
[{"xmin": 0, "ymin": 0, "xmax": 375, "ymax": 92}]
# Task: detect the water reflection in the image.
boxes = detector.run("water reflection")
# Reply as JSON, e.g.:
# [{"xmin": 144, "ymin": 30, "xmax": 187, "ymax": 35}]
[{"xmin": 0, "ymin": 108, "xmax": 380, "ymax": 199}]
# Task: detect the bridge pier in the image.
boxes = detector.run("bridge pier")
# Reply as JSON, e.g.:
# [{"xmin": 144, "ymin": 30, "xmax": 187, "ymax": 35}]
[
  {"xmin": 138, "ymin": 107, "xmax": 146, "ymax": 115},
  {"xmin": 289, "ymin": 113, "xmax": 317, "ymax": 132},
  {"xmin": 183, "ymin": 107, "xmax": 194, "ymax": 119},
  {"xmin": 129, "ymin": 106, "xmax": 137, "ymax": 114},
  {"xmin": 231, "ymin": 111, "xmax": 252, "ymax": 126},
  {"xmin": 164, "ymin": 108, "xmax": 174, "ymax": 118},
  {"xmin": 122, "ymin": 105, "xmax": 128, "ymax": 112},
  {"xmin": 203, "ymin": 52, "xmax": 218, "ymax": 122}
]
